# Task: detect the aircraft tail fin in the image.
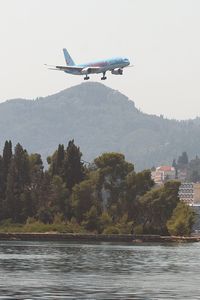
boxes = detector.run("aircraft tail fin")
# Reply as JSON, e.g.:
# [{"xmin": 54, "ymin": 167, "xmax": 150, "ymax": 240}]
[{"xmin": 63, "ymin": 48, "xmax": 75, "ymax": 66}]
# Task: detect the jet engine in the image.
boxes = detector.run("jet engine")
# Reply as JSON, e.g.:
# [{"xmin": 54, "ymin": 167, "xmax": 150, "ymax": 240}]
[
  {"xmin": 81, "ymin": 68, "xmax": 92, "ymax": 75},
  {"xmin": 111, "ymin": 69, "xmax": 123, "ymax": 75}
]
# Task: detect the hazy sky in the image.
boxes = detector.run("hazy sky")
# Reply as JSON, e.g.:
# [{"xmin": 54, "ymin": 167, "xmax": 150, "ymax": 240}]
[{"xmin": 0, "ymin": 0, "xmax": 200, "ymax": 119}]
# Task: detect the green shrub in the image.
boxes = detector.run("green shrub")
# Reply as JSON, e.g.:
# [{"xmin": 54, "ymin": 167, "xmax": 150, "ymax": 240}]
[
  {"xmin": 0, "ymin": 218, "xmax": 13, "ymax": 226},
  {"xmin": 26, "ymin": 217, "xmax": 37, "ymax": 224},
  {"xmin": 133, "ymin": 225, "xmax": 144, "ymax": 234},
  {"xmin": 116, "ymin": 214, "xmax": 133, "ymax": 234},
  {"xmin": 53, "ymin": 213, "xmax": 65, "ymax": 224},
  {"xmin": 103, "ymin": 226, "xmax": 120, "ymax": 234},
  {"xmin": 167, "ymin": 202, "xmax": 196, "ymax": 236}
]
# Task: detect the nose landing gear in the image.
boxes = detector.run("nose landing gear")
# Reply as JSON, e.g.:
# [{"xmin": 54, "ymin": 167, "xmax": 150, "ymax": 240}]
[{"xmin": 84, "ymin": 75, "xmax": 90, "ymax": 80}]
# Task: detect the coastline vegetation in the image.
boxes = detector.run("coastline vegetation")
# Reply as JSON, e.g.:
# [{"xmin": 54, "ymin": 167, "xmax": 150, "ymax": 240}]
[{"xmin": 0, "ymin": 140, "xmax": 196, "ymax": 236}]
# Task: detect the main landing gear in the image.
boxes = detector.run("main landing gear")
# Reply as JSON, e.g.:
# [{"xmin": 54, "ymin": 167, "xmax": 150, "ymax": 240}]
[
  {"xmin": 84, "ymin": 75, "xmax": 90, "ymax": 80},
  {"xmin": 101, "ymin": 72, "xmax": 107, "ymax": 80}
]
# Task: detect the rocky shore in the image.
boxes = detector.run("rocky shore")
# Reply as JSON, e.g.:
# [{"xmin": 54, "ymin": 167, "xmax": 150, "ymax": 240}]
[{"xmin": 0, "ymin": 233, "xmax": 199, "ymax": 243}]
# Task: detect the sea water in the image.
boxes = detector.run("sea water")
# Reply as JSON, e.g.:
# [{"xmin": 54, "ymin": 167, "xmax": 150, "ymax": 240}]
[{"xmin": 0, "ymin": 241, "xmax": 199, "ymax": 299}]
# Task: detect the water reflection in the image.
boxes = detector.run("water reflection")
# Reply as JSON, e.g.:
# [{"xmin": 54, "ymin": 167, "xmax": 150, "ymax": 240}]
[{"xmin": 0, "ymin": 241, "xmax": 199, "ymax": 299}]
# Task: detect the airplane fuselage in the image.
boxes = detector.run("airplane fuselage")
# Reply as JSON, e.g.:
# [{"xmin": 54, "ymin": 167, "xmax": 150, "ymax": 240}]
[
  {"xmin": 64, "ymin": 57, "xmax": 130, "ymax": 75},
  {"xmin": 46, "ymin": 49, "xmax": 131, "ymax": 80}
]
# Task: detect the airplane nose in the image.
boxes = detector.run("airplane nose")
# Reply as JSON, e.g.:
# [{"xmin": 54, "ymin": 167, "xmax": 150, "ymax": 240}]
[{"xmin": 122, "ymin": 58, "xmax": 130, "ymax": 66}]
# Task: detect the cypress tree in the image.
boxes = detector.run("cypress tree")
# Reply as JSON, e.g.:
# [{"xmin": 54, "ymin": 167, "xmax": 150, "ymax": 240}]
[
  {"xmin": 177, "ymin": 151, "xmax": 189, "ymax": 168},
  {"xmin": 54, "ymin": 144, "xmax": 65, "ymax": 177},
  {"xmin": 0, "ymin": 156, "xmax": 4, "ymax": 220},
  {"xmin": 64, "ymin": 140, "xmax": 85, "ymax": 190},
  {"xmin": 28, "ymin": 153, "xmax": 44, "ymax": 217},
  {"xmin": 2, "ymin": 140, "xmax": 12, "ymax": 197},
  {"xmin": 5, "ymin": 158, "xmax": 15, "ymax": 220},
  {"xmin": 5, "ymin": 143, "xmax": 30, "ymax": 222},
  {"xmin": 48, "ymin": 144, "xmax": 65, "ymax": 178},
  {"xmin": 37, "ymin": 171, "xmax": 54, "ymax": 223}
]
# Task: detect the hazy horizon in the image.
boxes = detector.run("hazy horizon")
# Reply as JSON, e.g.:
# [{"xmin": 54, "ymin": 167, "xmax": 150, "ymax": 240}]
[{"xmin": 1, "ymin": 0, "xmax": 200, "ymax": 120}]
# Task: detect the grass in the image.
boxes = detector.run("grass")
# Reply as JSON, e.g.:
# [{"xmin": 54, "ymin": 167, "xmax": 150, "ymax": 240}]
[{"xmin": 0, "ymin": 220, "xmax": 87, "ymax": 233}]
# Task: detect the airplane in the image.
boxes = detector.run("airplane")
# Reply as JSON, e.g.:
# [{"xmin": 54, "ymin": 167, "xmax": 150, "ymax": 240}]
[{"xmin": 45, "ymin": 48, "xmax": 131, "ymax": 80}]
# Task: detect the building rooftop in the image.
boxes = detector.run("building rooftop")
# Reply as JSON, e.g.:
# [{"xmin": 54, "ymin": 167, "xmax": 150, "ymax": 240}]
[{"xmin": 156, "ymin": 166, "xmax": 175, "ymax": 172}]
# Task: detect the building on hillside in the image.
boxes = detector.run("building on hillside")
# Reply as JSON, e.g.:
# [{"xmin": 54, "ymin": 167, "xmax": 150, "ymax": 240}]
[
  {"xmin": 177, "ymin": 169, "xmax": 187, "ymax": 182},
  {"xmin": 178, "ymin": 183, "xmax": 194, "ymax": 205},
  {"xmin": 151, "ymin": 170, "xmax": 163, "ymax": 185},
  {"xmin": 179, "ymin": 183, "xmax": 200, "ymax": 234},
  {"xmin": 151, "ymin": 166, "xmax": 176, "ymax": 185},
  {"xmin": 178, "ymin": 182, "xmax": 200, "ymax": 206}
]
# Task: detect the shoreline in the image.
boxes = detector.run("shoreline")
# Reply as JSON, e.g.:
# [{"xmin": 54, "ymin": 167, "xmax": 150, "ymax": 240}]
[{"xmin": 0, "ymin": 233, "xmax": 199, "ymax": 243}]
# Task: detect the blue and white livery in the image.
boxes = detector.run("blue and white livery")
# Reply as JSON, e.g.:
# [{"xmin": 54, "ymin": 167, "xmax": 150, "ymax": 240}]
[{"xmin": 46, "ymin": 48, "xmax": 131, "ymax": 80}]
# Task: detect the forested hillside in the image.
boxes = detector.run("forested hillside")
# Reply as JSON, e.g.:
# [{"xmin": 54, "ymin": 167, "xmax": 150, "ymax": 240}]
[
  {"xmin": 1, "ymin": 82, "xmax": 200, "ymax": 170},
  {"xmin": 0, "ymin": 140, "xmax": 195, "ymax": 236}
]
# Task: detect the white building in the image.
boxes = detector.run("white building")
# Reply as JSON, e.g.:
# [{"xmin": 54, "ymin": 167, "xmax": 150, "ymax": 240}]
[
  {"xmin": 178, "ymin": 182, "xmax": 200, "ymax": 206},
  {"xmin": 151, "ymin": 166, "xmax": 176, "ymax": 185}
]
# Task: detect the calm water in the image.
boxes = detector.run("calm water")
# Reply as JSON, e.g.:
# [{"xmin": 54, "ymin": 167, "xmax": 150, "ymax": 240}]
[{"xmin": 0, "ymin": 241, "xmax": 200, "ymax": 299}]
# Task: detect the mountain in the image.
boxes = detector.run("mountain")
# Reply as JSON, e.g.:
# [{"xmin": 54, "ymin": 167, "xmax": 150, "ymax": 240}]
[{"xmin": 0, "ymin": 82, "xmax": 200, "ymax": 170}]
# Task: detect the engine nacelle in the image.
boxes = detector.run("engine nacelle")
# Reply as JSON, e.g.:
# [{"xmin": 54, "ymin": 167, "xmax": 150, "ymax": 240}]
[
  {"xmin": 111, "ymin": 68, "xmax": 123, "ymax": 75},
  {"xmin": 81, "ymin": 68, "xmax": 92, "ymax": 75}
]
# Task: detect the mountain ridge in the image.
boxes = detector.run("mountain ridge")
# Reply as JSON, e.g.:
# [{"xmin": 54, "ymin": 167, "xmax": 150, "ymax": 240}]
[{"xmin": 0, "ymin": 82, "xmax": 200, "ymax": 170}]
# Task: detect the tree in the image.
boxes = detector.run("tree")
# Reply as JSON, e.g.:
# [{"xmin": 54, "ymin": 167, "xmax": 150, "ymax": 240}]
[
  {"xmin": 94, "ymin": 152, "xmax": 134, "ymax": 178},
  {"xmin": 190, "ymin": 170, "xmax": 200, "ymax": 183},
  {"xmin": 3, "ymin": 140, "xmax": 12, "ymax": 176},
  {"xmin": 28, "ymin": 153, "xmax": 44, "ymax": 217},
  {"xmin": 2, "ymin": 140, "xmax": 12, "ymax": 197},
  {"xmin": 48, "ymin": 144, "xmax": 65, "ymax": 178},
  {"xmin": 64, "ymin": 140, "xmax": 85, "ymax": 190},
  {"xmin": 167, "ymin": 202, "xmax": 196, "ymax": 236},
  {"xmin": 123, "ymin": 170, "xmax": 154, "ymax": 220},
  {"xmin": 99, "ymin": 212, "xmax": 113, "ymax": 233},
  {"xmin": 172, "ymin": 159, "xmax": 178, "ymax": 178},
  {"xmin": 51, "ymin": 175, "xmax": 70, "ymax": 218},
  {"xmin": 83, "ymin": 205, "xmax": 100, "ymax": 232},
  {"xmin": 135, "ymin": 170, "xmax": 154, "ymax": 196},
  {"xmin": 172, "ymin": 159, "xmax": 177, "ymax": 169},
  {"xmin": 94, "ymin": 152, "xmax": 134, "ymax": 215},
  {"xmin": 187, "ymin": 156, "xmax": 200, "ymax": 182},
  {"xmin": 0, "ymin": 156, "xmax": 4, "ymax": 220},
  {"xmin": 137, "ymin": 180, "xmax": 180, "ymax": 234},
  {"xmin": 35, "ymin": 171, "xmax": 56, "ymax": 223},
  {"xmin": 177, "ymin": 151, "xmax": 189, "ymax": 168},
  {"xmin": 71, "ymin": 179, "xmax": 99, "ymax": 223},
  {"xmin": 5, "ymin": 143, "xmax": 30, "ymax": 222}
]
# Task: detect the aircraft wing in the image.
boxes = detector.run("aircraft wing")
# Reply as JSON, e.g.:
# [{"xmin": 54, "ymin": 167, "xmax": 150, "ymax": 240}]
[
  {"xmin": 45, "ymin": 64, "xmax": 101, "ymax": 73},
  {"xmin": 45, "ymin": 64, "xmax": 83, "ymax": 71}
]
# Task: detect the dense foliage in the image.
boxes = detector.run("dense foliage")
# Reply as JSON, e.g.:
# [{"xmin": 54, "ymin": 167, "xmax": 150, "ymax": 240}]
[
  {"xmin": 173, "ymin": 151, "xmax": 200, "ymax": 182},
  {"xmin": 167, "ymin": 202, "xmax": 196, "ymax": 236},
  {"xmin": 0, "ymin": 140, "xmax": 195, "ymax": 235}
]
